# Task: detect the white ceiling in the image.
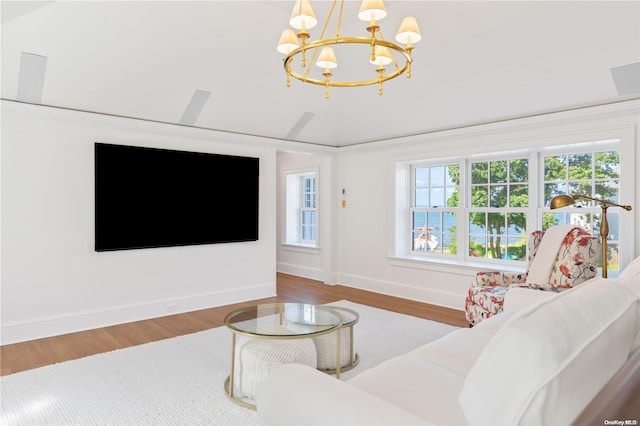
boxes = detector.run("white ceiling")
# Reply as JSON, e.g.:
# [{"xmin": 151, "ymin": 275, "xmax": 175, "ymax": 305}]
[{"xmin": 2, "ymin": 1, "xmax": 639, "ymax": 147}]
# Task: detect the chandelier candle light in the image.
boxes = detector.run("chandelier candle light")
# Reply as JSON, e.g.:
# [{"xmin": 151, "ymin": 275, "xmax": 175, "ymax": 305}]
[
  {"xmin": 277, "ymin": 0, "xmax": 421, "ymax": 99},
  {"xmin": 550, "ymin": 194, "xmax": 632, "ymax": 279}
]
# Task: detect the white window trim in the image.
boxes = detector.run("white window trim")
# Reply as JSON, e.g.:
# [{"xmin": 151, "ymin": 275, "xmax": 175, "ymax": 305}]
[
  {"xmin": 282, "ymin": 167, "xmax": 319, "ymax": 248},
  {"xmin": 391, "ymin": 128, "xmax": 635, "ymax": 273}
]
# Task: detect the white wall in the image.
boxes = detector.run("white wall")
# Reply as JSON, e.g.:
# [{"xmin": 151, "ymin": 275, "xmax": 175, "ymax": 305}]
[
  {"xmin": 1, "ymin": 101, "xmax": 279, "ymax": 344},
  {"xmin": 332, "ymin": 101, "xmax": 640, "ymax": 311},
  {"xmin": 3, "ymin": 100, "xmax": 639, "ymax": 344}
]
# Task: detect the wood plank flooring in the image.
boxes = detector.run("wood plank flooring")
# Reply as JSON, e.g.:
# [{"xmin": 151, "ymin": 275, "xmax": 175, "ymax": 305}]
[{"xmin": 1, "ymin": 273, "xmax": 467, "ymax": 376}]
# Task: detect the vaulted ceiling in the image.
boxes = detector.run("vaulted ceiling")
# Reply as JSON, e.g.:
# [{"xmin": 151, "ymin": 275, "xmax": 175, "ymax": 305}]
[{"xmin": 2, "ymin": 1, "xmax": 639, "ymax": 147}]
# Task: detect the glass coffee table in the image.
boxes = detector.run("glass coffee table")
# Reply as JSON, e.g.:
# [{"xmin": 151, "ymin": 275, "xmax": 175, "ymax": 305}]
[{"xmin": 224, "ymin": 303, "xmax": 345, "ymax": 409}]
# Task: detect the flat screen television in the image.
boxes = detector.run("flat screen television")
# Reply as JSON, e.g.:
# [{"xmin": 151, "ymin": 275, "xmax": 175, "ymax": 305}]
[{"xmin": 95, "ymin": 143, "xmax": 259, "ymax": 251}]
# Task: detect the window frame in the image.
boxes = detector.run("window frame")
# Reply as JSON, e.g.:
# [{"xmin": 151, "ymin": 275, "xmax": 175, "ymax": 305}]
[
  {"xmin": 283, "ymin": 167, "xmax": 319, "ymax": 248},
  {"xmin": 409, "ymin": 161, "xmax": 462, "ymax": 258},
  {"xmin": 465, "ymin": 154, "xmax": 533, "ymax": 265},
  {"xmin": 395, "ymin": 139, "xmax": 627, "ymax": 274},
  {"xmin": 300, "ymin": 174, "xmax": 317, "ymax": 243}
]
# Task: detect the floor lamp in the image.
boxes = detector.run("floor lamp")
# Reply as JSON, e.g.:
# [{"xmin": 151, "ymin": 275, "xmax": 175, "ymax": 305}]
[{"xmin": 550, "ymin": 194, "xmax": 632, "ymax": 278}]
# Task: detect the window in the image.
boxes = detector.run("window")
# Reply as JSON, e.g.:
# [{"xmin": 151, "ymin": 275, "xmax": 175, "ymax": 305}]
[
  {"xmin": 542, "ymin": 150, "xmax": 621, "ymax": 272},
  {"xmin": 411, "ymin": 164, "xmax": 459, "ymax": 254},
  {"xmin": 399, "ymin": 141, "xmax": 623, "ymax": 273},
  {"xmin": 285, "ymin": 170, "xmax": 317, "ymax": 246},
  {"xmin": 468, "ymin": 158, "xmax": 529, "ymax": 261},
  {"xmin": 301, "ymin": 175, "xmax": 317, "ymax": 242}
]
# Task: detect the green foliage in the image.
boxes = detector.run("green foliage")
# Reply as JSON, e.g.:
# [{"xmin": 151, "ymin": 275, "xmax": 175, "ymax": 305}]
[
  {"xmin": 543, "ymin": 151, "xmax": 619, "ymax": 205},
  {"xmin": 469, "ymin": 239, "xmax": 485, "ymax": 257},
  {"xmin": 467, "ymin": 160, "xmax": 528, "ymax": 258},
  {"xmin": 507, "ymin": 239, "xmax": 527, "ymax": 260},
  {"xmin": 436, "ymin": 150, "xmax": 618, "ymax": 262}
]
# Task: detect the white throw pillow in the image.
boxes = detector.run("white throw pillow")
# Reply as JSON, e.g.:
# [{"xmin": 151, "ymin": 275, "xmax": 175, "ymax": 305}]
[{"xmin": 459, "ymin": 278, "xmax": 639, "ymax": 425}]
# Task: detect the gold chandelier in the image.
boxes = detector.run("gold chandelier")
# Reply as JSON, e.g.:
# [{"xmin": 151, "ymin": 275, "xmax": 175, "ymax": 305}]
[{"xmin": 277, "ymin": 0, "xmax": 421, "ymax": 99}]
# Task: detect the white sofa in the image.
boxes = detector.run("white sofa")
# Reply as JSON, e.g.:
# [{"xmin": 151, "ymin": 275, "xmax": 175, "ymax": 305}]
[{"xmin": 257, "ymin": 259, "xmax": 640, "ymax": 425}]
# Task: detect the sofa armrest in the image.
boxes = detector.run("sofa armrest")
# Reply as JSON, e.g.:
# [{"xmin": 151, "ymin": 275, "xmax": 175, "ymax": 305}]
[
  {"xmin": 256, "ymin": 363, "xmax": 430, "ymax": 425},
  {"xmin": 503, "ymin": 287, "xmax": 558, "ymax": 314},
  {"xmin": 474, "ymin": 271, "xmax": 527, "ymax": 287}
]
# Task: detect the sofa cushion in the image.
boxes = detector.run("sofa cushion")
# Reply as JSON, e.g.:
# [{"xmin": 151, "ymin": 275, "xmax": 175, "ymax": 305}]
[
  {"xmin": 502, "ymin": 287, "xmax": 558, "ymax": 314},
  {"xmin": 349, "ymin": 355, "xmax": 467, "ymax": 426},
  {"xmin": 408, "ymin": 327, "xmax": 493, "ymax": 378},
  {"xmin": 257, "ymin": 363, "xmax": 429, "ymax": 425},
  {"xmin": 459, "ymin": 278, "xmax": 639, "ymax": 425},
  {"xmin": 471, "ymin": 309, "xmax": 512, "ymax": 335}
]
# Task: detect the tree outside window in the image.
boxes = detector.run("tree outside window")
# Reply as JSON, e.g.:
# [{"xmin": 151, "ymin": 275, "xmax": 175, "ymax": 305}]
[
  {"xmin": 542, "ymin": 151, "xmax": 620, "ymax": 272},
  {"xmin": 404, "ymin": 145, "xmax": 621, "ymax": 269},
  {"xmin": 468, "ymin": 159, "xmax": 528, "ymax": 260}
]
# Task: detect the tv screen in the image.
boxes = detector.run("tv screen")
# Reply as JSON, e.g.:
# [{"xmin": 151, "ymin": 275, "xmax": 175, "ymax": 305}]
[{"xmin": 95, "ymin": 143, "xmax": 259, "ymax": 251}]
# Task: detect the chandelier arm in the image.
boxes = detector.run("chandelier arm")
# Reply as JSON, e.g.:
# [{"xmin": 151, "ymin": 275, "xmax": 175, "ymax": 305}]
[
  {"xmin": 302, "ymin": 0, "xmax": 339, "ymax": 80},
  {"xmin": 321, "ymin": 0, "xmax": 337, "ymax": 39},
  {"xmin": 336, "ymin": 0, "xmax": 344, "ymax": 38},
  {"xmin": 285, "ymin": 37, "xmax": 411, "ymax": 87}
]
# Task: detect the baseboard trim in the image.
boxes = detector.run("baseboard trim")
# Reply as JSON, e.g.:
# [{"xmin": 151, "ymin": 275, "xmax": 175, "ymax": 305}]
[
  {"xmin": 277, "ymin": 262, "xmax": 325, "ymax": 282},
  {"xmin": 1, "ymin": 284, "xmax": 275, "ymax": 345},
  {"xmin": 337, "ymin": 273, "xmax": 464, "ymax": 311}
]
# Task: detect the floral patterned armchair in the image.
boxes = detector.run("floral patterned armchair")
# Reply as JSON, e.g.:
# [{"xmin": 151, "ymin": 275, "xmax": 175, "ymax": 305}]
[{"xmin": 464, "ymin": 226, "xmax": 600, "ymax": 326}]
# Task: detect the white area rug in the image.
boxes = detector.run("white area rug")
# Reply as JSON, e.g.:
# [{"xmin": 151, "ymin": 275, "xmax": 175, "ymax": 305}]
[{"xmin": 1, "ymin": 300, "xmax": 459, "ymax": 425}]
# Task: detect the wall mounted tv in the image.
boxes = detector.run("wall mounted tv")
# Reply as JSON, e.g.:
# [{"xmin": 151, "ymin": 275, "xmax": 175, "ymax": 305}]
[{"xmin": 95, "ymin": 143, "xmax": 259, "ymax": 252}]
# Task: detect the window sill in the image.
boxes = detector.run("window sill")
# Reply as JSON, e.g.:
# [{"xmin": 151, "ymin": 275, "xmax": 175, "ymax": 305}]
[
  {"xmin": 388, "ymin": 255, "xmax": 526, "ymax": 276},
  {"xmin": 281, "ymin": 243, "xmax": 320, "ymax": 254}
]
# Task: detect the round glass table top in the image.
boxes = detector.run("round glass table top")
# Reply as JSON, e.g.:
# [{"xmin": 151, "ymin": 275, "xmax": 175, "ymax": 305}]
[
  {"xmin": 324, "ymin": 306, "xmax": 359, "ymax": 327},
  {"xmin": 224, "ymin": 303, "xmax": 342, "ymax": 337}
]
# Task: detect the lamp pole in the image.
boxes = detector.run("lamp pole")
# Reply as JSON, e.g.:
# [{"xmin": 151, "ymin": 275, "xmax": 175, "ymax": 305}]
[{"xmin": 599, "ymin": 203, "xmax": 610, "ymax": 278}]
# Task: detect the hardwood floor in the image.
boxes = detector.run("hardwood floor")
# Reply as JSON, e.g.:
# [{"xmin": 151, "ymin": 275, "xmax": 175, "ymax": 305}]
[{"xmin": 0, "ymin": 273, "xmax": 467, "ymax": 376}]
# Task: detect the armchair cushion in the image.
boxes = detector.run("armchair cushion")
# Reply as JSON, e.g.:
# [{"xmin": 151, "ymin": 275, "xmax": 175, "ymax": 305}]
[
  {"xmin": 525, "ymin": 225, "xmax": 579, "ymax": 286},
  {"xmin": 536, "ymin": 227, "xmax": 600, "ymax": 290}
]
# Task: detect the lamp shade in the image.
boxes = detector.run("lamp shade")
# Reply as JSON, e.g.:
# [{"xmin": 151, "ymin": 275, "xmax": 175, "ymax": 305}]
[
  {"xmin": 290, "ymin": 0, "xmax": 317, "ymax": 30},
  {"xmin": 550, "ymin": 194, "xmax": 576, "ymax": 209},
  {"xmin": 277, "ymin": 29, "xmax": 300, "ymax": 54},
  {"xmin": 395, "ymin": 16, "xmax": 421, "ymax": 44},
  {"xmin": 370, "ymin": 45, "xmax": 393, "ymax": 66},
  {"xmin": 358, "ymin": 0, "xmax": 387, "ymax": 22},
  {"xmin": 316, "ymin": 47, "xmax": 338, "ymax": 69}
]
